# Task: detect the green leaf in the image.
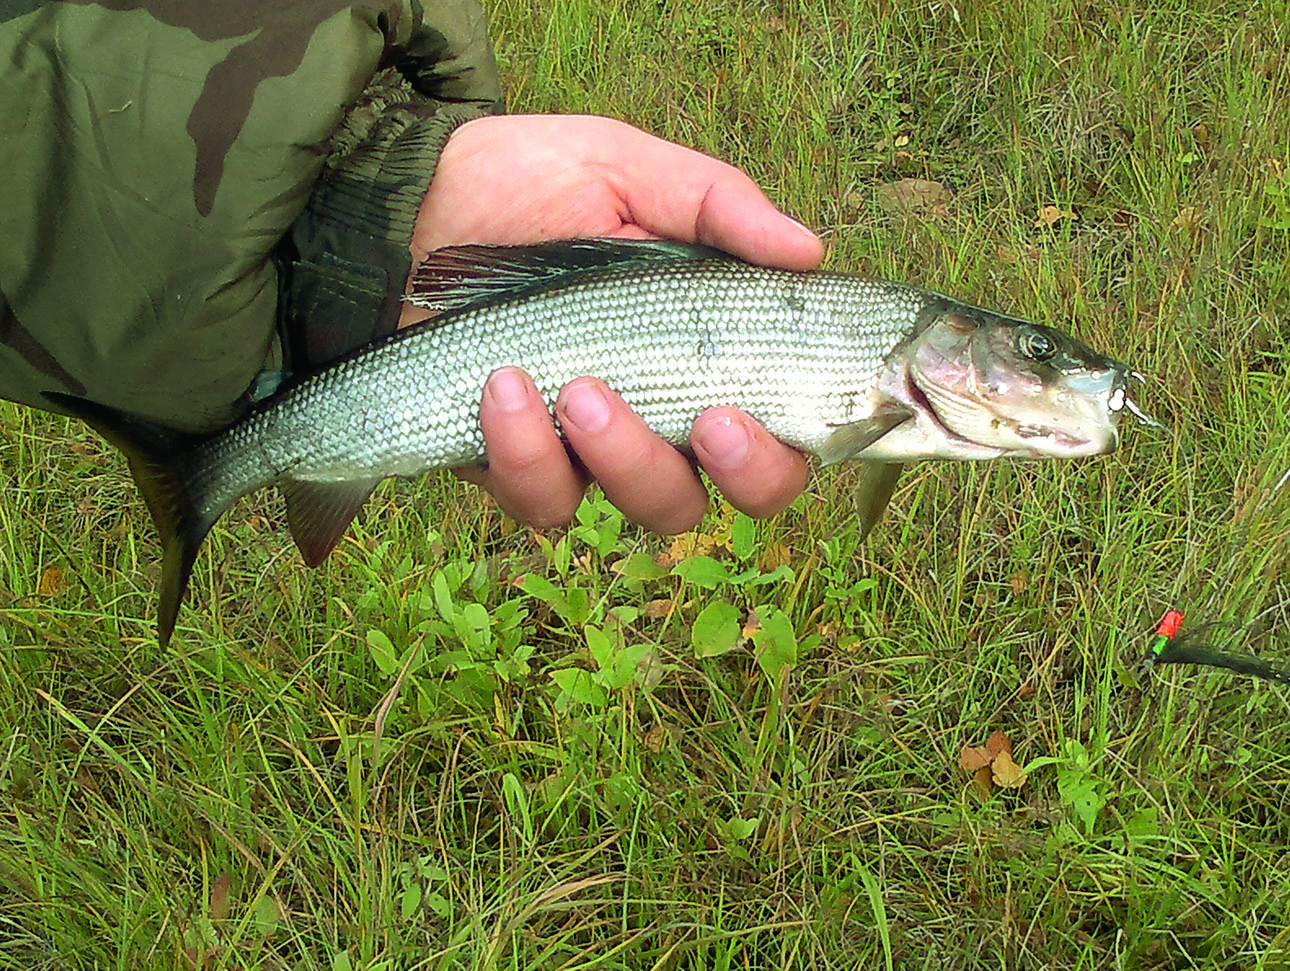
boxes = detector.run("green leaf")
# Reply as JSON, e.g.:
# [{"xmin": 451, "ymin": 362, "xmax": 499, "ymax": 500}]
[
  {"xmin": 251, "ymin": 895, "xmax": 280, "ymax": 934},
  {"xmin": 752, "ymin": 606, "xmax": 797, "ymax": 679},
  {"xmin": 732, "ymin": 512, "xmax": 756, "ymax": 560},
  {"xmin": 606, "ymin": 604, "xmax": 640, "ymax": 625},
  {"xmin": 401, "ymin": 881, "xmax": 423, "ymax": 923},
  {"xmin": 1056, "ymin": 767, "xmax": 1105, "ymax": 834},
  {"xmin": 692, "ymin": 602, "xmax": 741, "ymax": 658},
  {"xmin": 564, "ymin": 586, "xmax": 591, "ymax": 625},
  {"xmin": 595, "ymin": 509, "xmax": 623, "ymax": 556},
  {"xmin": 745, "ymin": 564, "xmax": 795, "ymax": 587},
  {"xmin": 1123, "ymin": 807, "xmax": 1158, "ymax": 844},
  {"xmin": 366, "ymin": 629, "xmax": 400, "ymax": 677},
  {"xmin": 601, "ymin": 642, "xmax": 652, "ymax": 691},
  {"xmin": 493, "ymin": 599, "xmax": 526, "ymax": 629},
  {"xmin": 613, "ymin": 551, "xmax": 668, "ymax": 581},
  {"xmin": 453, "ymin": 602, "xmax": 492, "ymax": 655},
  {"xmin": 432, "ymin": 570, "xmax": 455, "ymax": 624},
  {"xmin": 586, "ymin": 625, "xmax": 615, "ymax": 671},
  {"xmin": 857, "ymin": 862, "xmax": 894, "ymax": 971},
  {"xmin": 724, "ymin": 815, "xmax": 759, "ymax": 840},
  {"xmin": 672, "ymin": 555, "xmax": 732, "ymax": 589},
  {"xmin": 501, "ymin": 771, "xmax": 533, "ymax": 845},
  {"xmin": 551, "ymin": 669, "xmax": 608, "ymax": 709},
  {"xmin": 519, "ymin": 573, "xmax": 564, "ymax": 610},
  {"xmin": 553, "ymin": 534, "xmax": 571, "ymax": 577}
]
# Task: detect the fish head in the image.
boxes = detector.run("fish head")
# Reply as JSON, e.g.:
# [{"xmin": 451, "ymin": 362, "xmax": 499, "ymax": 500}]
[{"xmin": 884, "ymin": 302, "xmax": 1149, "ymax": 460}]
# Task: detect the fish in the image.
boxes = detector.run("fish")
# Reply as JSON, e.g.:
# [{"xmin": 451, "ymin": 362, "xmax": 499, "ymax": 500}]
[{"xmin": 45, "ymin": 238, "xmax": 1150, "ymax": 645}]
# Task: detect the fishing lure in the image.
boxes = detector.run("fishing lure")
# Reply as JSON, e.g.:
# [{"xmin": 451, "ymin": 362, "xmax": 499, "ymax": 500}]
[{"xmin": 1143, "ymin": 608, "xmax": 1290, "ymax": 685}]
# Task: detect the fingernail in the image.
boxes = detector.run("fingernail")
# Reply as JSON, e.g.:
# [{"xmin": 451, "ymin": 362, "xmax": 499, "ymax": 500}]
[
  {"xmin": 783, "ymin": 214, "xmax": 818, "ymax": 241},
  {"xmin": 695, "ymin": 415, "xmax": 750, "ymax": 470},
  {"xmin": 560, "ymin": 380, "xmax": 611, "ymax": 433},
  {"xmin": 487, "ymin": 367, "xmax": 530, "ymax": 412}
]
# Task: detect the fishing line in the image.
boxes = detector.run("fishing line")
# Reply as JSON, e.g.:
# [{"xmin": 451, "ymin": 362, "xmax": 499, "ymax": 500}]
[
  {"xmin": 1140, "ymin": 462, "xmax": 1290, "ymax": 685},
  {"xmin": 1142, "ymin": 607, "xmax": 1290, "ymax": 685}
]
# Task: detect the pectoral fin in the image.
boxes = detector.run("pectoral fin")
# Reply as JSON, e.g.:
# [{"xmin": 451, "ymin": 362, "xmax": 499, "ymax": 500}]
[
  {"xmin": 852, "ymin": 462, "xmax": 906, "ymax": 543},
  {"xmin": 818, "ymin": 408, "xmax": 913, "ymax": 466},
  {"xmin": 281, "ymin": 479, "xmax": 381, "ymax": 566}
]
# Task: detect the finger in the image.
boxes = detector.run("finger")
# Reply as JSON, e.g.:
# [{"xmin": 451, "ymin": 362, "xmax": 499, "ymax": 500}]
[
  {"xmin": 555, "ymin": 378, "xmax": 710, "ymax": 534},
  {"xmin": 691, "ymin": 408, "xmax": 809, "ymax": 519},
  {"xmin": 464, "ymin": 367, "xmax": 588, "ymax": 528},
  {"xmin": 610, "ymin": 127, "xmax": 824, "ymax": 269}
]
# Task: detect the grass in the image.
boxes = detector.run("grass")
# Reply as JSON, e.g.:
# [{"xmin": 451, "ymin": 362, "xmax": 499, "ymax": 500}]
[{"xmin": 3, "ymin": 0, "xmax": 1290, "ymax": 967}]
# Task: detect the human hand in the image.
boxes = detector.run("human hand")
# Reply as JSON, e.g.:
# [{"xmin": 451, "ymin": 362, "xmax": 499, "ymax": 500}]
[{"xmin": 407, "ymin": 114, "xmax": 822, "ymax": 533}]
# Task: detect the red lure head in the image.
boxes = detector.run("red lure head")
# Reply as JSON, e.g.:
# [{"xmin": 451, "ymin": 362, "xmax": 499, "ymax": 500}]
[{"xmin": 1154, "ymin": 609, "xmax": 1185, "ymax": 640}]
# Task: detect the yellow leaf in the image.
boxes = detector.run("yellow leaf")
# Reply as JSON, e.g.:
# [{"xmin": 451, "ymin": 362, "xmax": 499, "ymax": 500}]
[
  {"xmin": 663, "ymin": 531, "xmax": 724, "ymax": 565},
  {"xmin": 1035, "ymin": 205, "xmax": 1077, "ymax": 227},
  {"xmin": 758, "ymin": 543, "xmax": 793, "ymax": 572},
  {"xmin": 991, "ymin": 750, "xmax": 1027, "ymax": 789},
  {"xmin": 1168, "ymin": 205, "xmax": 1204, "ymax": 231}
]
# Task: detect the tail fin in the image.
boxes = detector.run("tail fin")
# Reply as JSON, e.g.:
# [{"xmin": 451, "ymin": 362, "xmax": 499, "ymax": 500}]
[{"xmin": 44, "ymin": 392, "xmax": 222, "ymax": 646}]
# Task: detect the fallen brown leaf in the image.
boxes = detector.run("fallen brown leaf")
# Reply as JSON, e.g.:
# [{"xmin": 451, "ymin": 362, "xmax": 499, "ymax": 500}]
[
  {"xmin": 209, "ymin": 871, "xmax": 232, "ymax": 923},
  {"xmin": 972, "ymin": 765, "xmax": 994, "ymax": 799},
  {"xmin": 758, "ymin": 543, "xmax": 793, "ymax": 572},
  {"xmin": 37, "ymin": 566, "xmax": 66, "ymax": 598},
  {"xmin": 642, "ymin": 723, "xmax": 670, "ymax": 753},
  {"xmin": 959, "ymin": 745, "xmax": 992, "ymax": 773},
  {"xmin": 644, "ymin": 599, "xmax": 673, "ymax": 619},
  {"xmin": 985, "ymin": 729, "xmax": 1014, "ymax": 758},
  {"xmin": 959, "ymin": 731, "xmax": 1026, "ymax": 795}
]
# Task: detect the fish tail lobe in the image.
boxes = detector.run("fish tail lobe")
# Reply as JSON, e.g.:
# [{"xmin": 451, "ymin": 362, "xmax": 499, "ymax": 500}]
[{"xmin": 43, "ymin": 392, "xmax": 222, "ymax": 646}]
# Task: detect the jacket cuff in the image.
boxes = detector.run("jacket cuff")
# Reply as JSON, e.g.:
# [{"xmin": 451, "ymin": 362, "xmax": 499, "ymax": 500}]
[{"xmin": 274, "ymin": 70, "xmax": 496, "ymax": 376}]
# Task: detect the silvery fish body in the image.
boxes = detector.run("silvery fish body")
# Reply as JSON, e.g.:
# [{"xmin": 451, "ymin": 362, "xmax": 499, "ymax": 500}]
[
  {"xmin": 48, "ymin": 239, "xmax": 1146, "ymax": 645},
  {"xmin": 207, "ymin": 255, "xmax": 927, "ymax": 503}
]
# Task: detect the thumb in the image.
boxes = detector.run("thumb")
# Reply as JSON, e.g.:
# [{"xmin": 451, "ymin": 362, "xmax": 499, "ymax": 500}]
[{"xmin": 611, "ymin": 124, "xmax": 823, "ymax": 270}]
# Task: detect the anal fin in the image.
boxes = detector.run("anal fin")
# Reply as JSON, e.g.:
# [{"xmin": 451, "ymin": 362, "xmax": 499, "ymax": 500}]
[
  {"xmin": 281, "ymin": 479, "xmax": 380, "ymax": 566},
  {"xmin": 853, "ymin": 462, "xmax": 906, "ymax": 543}
]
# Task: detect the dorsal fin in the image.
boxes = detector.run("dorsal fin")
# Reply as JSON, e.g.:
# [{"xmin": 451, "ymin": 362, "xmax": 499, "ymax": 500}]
[{"xmin": 405, "ymin": 238, "xmax": 727, "ymax": 316}]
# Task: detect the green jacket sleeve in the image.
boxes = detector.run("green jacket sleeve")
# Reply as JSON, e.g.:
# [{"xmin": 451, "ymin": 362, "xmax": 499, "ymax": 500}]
[{"xmin": 0, "ymin": 0, "xmax": 502, "ymax": 433}]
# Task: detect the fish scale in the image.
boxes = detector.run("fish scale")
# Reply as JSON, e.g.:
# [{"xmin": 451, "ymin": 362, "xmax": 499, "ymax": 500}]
[{"xmin": 46, "ymin": 237, "xmax": 1142, "ymax": 645}]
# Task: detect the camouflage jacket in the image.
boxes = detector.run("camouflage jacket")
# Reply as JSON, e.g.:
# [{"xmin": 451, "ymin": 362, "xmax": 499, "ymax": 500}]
[{"xmin": 0, "ymin": 0, "xmax": 502, "ymax": 432}]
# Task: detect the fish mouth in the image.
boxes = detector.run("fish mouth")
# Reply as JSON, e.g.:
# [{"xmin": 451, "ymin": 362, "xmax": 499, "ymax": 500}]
[{"xmin": 906, "ymin": 369, "xmax": 1116, "ymax": 457}]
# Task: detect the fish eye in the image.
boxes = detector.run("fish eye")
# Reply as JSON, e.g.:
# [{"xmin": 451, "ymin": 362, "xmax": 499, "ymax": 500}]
[{"xmin": 1018, "ymin": 327, "xmax": 1057, "ymax": 362}]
